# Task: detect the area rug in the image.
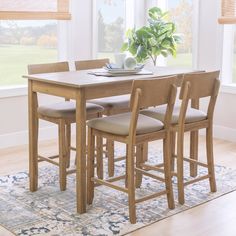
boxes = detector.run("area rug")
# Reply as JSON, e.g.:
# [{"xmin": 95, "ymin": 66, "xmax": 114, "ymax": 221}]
[{"xmin": 1, "ymin": 146, "xmax": 236, "ymax": 236}]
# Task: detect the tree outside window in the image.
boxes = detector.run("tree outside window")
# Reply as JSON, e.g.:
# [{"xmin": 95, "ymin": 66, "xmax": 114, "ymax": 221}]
[{"xmin": 0, "ymin": 20, "xmax": 58, "ymax": 86}]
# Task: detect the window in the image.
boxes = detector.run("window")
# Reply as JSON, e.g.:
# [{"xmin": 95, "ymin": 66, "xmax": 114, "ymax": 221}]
[
  {"xmin": 167, "ymin": 0, "xmax": 193, "ymax": 67},
  {"xmin": 221, "ymin": 25, "xmax": 236, "ymax": 84},
  {"xmin": 215, "ymin": 0, "xmax": 236, "ymax": 86},
  {"xmin": 94, "ymin": 0, "xmax": 135, "ymax": 61},
  {"xmin": 0, "ymin": 20, "xmax": 58, "ymax": 87},
  {"xmin": 0, "ymin": 0, "xmax": 71, "ymax": 88},
  {"xmin": 157, "ymin": 0, "xmax": 194, "ymax": 68}
]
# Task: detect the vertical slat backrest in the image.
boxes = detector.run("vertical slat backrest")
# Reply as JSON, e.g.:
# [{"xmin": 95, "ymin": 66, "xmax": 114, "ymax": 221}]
[
  {"xmin": 28, "ymin": 61, "xmax": 69, "ymax": 75},
  {"xmin": 179, "ymin": 71, "xmax": 220, "ymax": 100},
  {"xmin": 75, "ymin": 58, "xmax": 109, "ymax": 70},
  {"xmin": 130, "ymin": 76, "xmax": 178, "ymax": 109}
]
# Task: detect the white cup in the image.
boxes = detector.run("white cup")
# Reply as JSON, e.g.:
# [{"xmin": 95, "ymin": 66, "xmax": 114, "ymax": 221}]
[
  {"xmin": 124, "ymin": 57, "xmax": 137, "ymax": 70},
  {"xmin": 114, "ymin": 53, "xmax": 126, "ymax": 68}
]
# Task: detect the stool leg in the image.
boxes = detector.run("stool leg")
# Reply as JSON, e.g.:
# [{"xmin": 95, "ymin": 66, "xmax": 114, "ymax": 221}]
[
  {"xmin": 125, "ymin": 144, "xmax": 128, "ymax": 188},
  {"xmin": 190, "ymin": 131, "xmax": 199, "ymax": 177},
  {"xmin": 87, "ymin": 127, "xmax": 95, "ymax": 204},
  {"xmin": 142, "ymin": 142, "xmax": 148, "ymax": 162},
  {"xmin": 177, "ymin": 130, "xmax": 185, "ymax": 205},
  {"xmin": 96, "ymin": 136, "xmax": 103, "ymax": 179},
  {"xmin": 29, "ymin": 89, "xmax": 39, "ymax": 192},
  {"xmin": 127, "ymin": 143, "xmax": 136, "ymax": 224},
  {"xmin": 206, "ymin": 125, "xmax": 217, "ymax": 192},
  {"xmin": 107, "ymin": 140, "xmax": 115, "ymax": 177},
  {"xmin": 163, "ymin": 132, "xmax": 175, "ymax": 209},
  {"xmin": 65, "ymin": 124, "xmax": 71, "ymax": 168},
  {"xmin": 170, "ymin": 132, "xmax": 176, "ymax": 172},
  {"xmin": 135, "ymin": 144, "xmax": 146, "ymax": 188},
  {"xmin": 59, "ymin": 120, "xmax": 67, "ymax": 191}
]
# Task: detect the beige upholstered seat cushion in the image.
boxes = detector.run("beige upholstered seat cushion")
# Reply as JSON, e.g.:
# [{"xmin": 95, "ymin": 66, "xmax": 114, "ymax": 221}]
[
  {"xmin": 89, "ymin": 94, "xmax": 130, "ymax": 110},
  {"xmin": 38, "ymin": 101, "xmax": 104, "ymax": 119},
  {"xmin": 87, "ymin": 112, "xmax": 164, "ymax": 136},
  {"xmin": 140, "ymin": 105, "xmax": 207, "ymax": 124}
]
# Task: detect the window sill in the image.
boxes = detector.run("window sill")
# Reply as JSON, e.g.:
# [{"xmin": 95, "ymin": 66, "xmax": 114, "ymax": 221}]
[
  {"xmin": 0, "ymin": 85, "xmax": 28, "ymax": 99},
  {"xmin": 220, "ymin": 84, "xmax": 236, "ymax": 95}
]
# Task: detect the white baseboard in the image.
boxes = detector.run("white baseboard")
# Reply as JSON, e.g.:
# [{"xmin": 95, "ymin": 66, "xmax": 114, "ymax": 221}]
[
  {"xmin": 213, "ymin": 125, "xmax": 236, "ymax": 143},
  {"xmin": 0, "ymin": 126, "xmax": 59, "ymax": 149}
]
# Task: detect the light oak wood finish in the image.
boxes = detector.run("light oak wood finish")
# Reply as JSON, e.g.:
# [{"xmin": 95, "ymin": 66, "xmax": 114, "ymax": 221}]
[
  {"xmin": 175, "ymin": 71, "xmax": 220, "ymax": 204},
  {"xmin": 28, "ymin": 62, "xmax": 104, "ymax": 192},
  {"xmin": 75, "ymin": 59, "xmax": 110, "ymax": 71},
  {"xmin": 75, "ymin": 59, "xmax": 131, "ymax": 178},
  {"xmin": 28, "ymin": 62, "xmax": 71, "ymax": 191},
  {"xmin": 87, "ymin": 76, "xmax": 179, "ymax": 223},
  {"xmin": 24, "ymin": 66, "xmax": 196, "ymax": 214}
]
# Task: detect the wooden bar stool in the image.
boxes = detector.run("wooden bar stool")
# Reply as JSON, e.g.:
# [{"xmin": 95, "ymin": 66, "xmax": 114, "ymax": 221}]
[
  {"xmin": 75, "ymin": 59, "xmax": 131, "ymax": 177},
  {"xmin": 141, "ymin": 71, "xmax": 220, "ymax": 204},
  {"xmin": 28, "ymin": 62, "xmax": 104, "ymax": 191},
  {"xmin": 87, "ymin": 76, "xmax": 179, "ymax": 224}
]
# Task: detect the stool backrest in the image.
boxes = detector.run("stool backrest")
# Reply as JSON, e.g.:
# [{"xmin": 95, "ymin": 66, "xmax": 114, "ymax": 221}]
[
  {"xmin": 130, "ymin": 76, "xmax": 178, "ymax": 109},
  {"xmin": 75, "ymin": 58, "xmax": 109, "ymax": 70},
  {"xmin": 28, "ymin": 62, "xmax": 70, "ymax": 101},
  {"xmin": 129, "ymin": 76, "xmax": 178, "ymax": 138},
  {"xmin": 179, "ymin": 71, "xmax": 220, "ymax": 123},
  {"xmin": 28, "ymin": 61, "xmax": 69, "ymax": 75},
  {"xmin": 179, "ymin": 71, "xmax": 220, "ymax": 100}
]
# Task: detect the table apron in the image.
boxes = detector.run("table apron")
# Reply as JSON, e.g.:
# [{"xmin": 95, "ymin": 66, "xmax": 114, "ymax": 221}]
[
  {"xmin": 32, "ymin": 80, "xmax": 132, "ymax": 100},
  {"xmin": 32, "ymin": 81, "xmax": 77, "ymax": 99},
  {"xmin": 84, "ymin": 81, "xmax": 132, "ymax": 99}
]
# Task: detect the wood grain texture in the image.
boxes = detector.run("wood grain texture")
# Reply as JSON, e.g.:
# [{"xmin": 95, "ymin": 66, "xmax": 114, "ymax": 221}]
[
  {"xmin": 23, "ymin": 67, "xmax": 196, "ymax": 89},
  {"xmin": 174, "ymin": 71, "xmax": 220, "ymax": 204},
  {"xmin": 87, "ymin": 77, "xmax": 177, "ymax": 223},
  {"xmin": 75, "ymin": 59, "xmax": 109, "ymax": 70}
]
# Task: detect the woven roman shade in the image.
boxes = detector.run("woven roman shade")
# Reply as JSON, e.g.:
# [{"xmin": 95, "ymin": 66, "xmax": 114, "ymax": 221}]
[
  {"xmin": 0, "ymin": 0, "xmax": 71, "ymax": 20},
  {"xmin": 219, "ymin": 0, "xmax": 236, "ymax": 24}
]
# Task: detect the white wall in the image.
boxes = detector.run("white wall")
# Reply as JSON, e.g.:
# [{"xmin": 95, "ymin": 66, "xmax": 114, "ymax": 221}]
[
  {"xmin": 0, "ymin": 0, "xmax": 94, "ymax": 149},
  {"xmin": 0, "ymin": 94, "xmax": 63, "ymax": 148},
  {"xmin": 197, "ymin": 0, "xmax": 236, "ymax": 142},
  {"xmin": 0, "ymin": 0, "xmax": 236, "ymax": 149}
]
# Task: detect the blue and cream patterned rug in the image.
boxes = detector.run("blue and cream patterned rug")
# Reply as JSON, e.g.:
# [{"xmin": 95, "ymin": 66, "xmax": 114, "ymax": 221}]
[{"xmin": 1, "ymin": 146, "xmax": 236, "ymax": 236}]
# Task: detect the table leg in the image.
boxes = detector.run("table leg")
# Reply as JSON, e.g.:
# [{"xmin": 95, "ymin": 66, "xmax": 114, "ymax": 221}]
[
  {"xmin": 76, "ymin": 89, "xmax": 87, "ymax": 213},
  {"xmin": 28, "ymin": 80, "xmax": 39, "ymax": 191}
]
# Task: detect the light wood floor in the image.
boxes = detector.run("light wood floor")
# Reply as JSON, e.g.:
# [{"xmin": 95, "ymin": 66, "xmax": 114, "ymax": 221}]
[{"xmin": 0, "ymin": 135, "xmax": 236, "ymax": 236}]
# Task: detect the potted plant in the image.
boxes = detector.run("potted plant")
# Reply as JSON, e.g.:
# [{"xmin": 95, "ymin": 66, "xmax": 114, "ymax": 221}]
[{"xmin": 121, "ymin": 7, "xmax": 181, "ymax": 66}]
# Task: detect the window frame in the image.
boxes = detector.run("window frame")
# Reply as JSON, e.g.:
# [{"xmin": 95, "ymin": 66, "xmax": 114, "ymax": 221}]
[
  {"xmin": 221, "ymin": 25, "xmax": 235, "ymax": 84},
  {"xmin": 0, "ymin": 20, "xmax": 65, "ymax": 97},
  {"xmin": 155, "ymin": 0, "xmax": 199, "ymax": 68},
  {"xmin": 92, "ymin": 0, "xmax": 135, "ymax": 59},
  {"xmin": 220, "ymin": 24, "xmax": 236, "ymax": 94}
]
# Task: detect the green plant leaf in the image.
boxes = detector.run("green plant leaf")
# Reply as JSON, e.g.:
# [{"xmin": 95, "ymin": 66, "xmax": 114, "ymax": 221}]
[
  {"xmin": 121, "ymin": 7, "xmax": 181, "ymax": 65},
  {"xmin": 161, "ymin": 51, "xmax": 168, "ymax": 57},
  {"xmin": 121, "ymin": 42, "xmax": 128, "ymax": 52}
]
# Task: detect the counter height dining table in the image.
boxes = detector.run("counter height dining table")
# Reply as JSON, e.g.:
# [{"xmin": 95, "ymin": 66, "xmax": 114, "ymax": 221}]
[{"xmin": 24, "ymin": 66, "xmax": 196, "ymax": 214}]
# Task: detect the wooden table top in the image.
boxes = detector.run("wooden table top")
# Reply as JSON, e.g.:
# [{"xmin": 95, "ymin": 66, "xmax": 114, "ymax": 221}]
[{"xmin": 23, "ymin": 66, "xmax": 196, "ymax": 88}]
